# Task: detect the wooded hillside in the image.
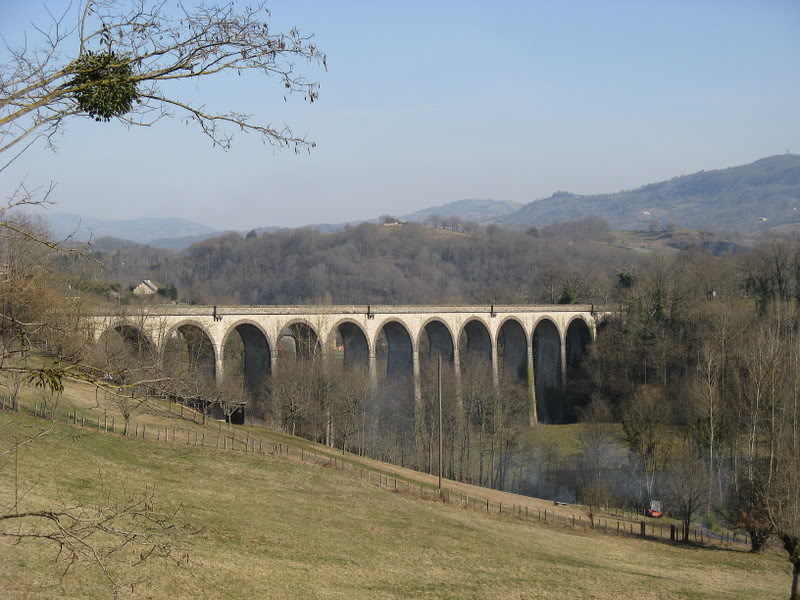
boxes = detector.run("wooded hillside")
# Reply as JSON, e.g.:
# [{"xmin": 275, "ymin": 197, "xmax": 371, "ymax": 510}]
[{"xmin": 75, "ymin": 221, "xmax": 647, "ymax": 305}]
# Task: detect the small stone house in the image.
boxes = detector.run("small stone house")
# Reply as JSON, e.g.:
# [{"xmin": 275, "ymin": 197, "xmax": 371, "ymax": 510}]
[{"xmin": 132, "ymin": 279, "xmax": 161, "ymax": 296}]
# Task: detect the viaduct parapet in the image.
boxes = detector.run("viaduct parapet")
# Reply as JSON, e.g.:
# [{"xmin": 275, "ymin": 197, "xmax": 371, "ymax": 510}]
[{"xmin": 87, "ymin": 304, "xmax": 613, "ymax": 425}]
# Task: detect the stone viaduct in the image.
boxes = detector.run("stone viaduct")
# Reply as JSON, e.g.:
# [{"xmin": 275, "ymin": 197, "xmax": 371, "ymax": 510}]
[{"xmin": 87, "ymin": 304, "xmax": 610, "ymax": 425}]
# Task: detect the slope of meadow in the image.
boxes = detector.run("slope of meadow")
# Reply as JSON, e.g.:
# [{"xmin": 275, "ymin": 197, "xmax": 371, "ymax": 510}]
[{"xmin": 0, "ymin": 382, "xmax": 792, "ymax": 599}]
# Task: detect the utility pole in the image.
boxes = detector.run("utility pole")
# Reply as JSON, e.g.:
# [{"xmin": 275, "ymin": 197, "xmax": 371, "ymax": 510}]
[{"xmin": 438, "ymin": 355, "xmax": 443, "ymax": 493}]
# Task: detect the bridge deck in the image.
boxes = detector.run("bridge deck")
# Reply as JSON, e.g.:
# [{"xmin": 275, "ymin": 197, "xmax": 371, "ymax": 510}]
[{"xmin": 91, "ymin": 303, "xmax": 613, "ymax": 316}]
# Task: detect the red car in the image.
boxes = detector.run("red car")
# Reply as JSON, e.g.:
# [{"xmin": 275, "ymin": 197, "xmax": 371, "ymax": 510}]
[{"xmin": 646, "ymin": 500, "xmax": 663, "ymax": 518}]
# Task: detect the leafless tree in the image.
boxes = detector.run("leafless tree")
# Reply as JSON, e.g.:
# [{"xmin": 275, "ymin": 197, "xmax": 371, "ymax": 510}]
[
  {"xmin": 1, "ymin": 0, "xmax": 326, "ymax": 170},
  {"xmin": 424, "ymin": 214, "xmax": 441, "ymax": 229},
  {"xmin": 689, "ymin": 341, "xmax": 724, "ymax": 509},
  {"xmin": 267, "ymin": 359, "xmax": 307, "ymax": 436},
  {"xmin": 622, "ymin": 385, "xmax": 672, "ymax": 506},
  {"xmin": 768, "ymin": 447, "xmax": 800, "ymax": 600},
  {"xmin": 0, "ymin": 210, "xmax": 91, "ymax": 395},
  {"xmin": 576, "ymin": 396, "xmax": 618, "ymax": 488},
  {"xmin": 582, "ymin": 484, "xmax": 611, "ymax": 529},
  {"xmin": 766, "ymin": 315, "xmax": 800, "ymax": 599},
  {"xmin": 665, "ymin": 442, "xmax": 709, "ymax": 543},
  {"xmin": 329, "ymin": 364, "xmax": 370, "ymax": 454},
  {"xmin": 459, "ymin": 355, "xmax": 495, "ymax": 483}
]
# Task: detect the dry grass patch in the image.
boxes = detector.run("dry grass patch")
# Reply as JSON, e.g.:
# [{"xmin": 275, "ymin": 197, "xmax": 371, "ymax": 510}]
[{"xmin": 0, "ymin": 411, "xmax": 791, "ymax": 600}]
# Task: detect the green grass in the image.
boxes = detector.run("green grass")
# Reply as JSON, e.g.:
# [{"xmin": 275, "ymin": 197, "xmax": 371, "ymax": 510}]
[
  {"xmin": 517, "ymin": 422, "xmax": 605, "ymax": 455},
  {"xmin": 0, "ymin": 406, "xmax": 793, "ymax": 600}
]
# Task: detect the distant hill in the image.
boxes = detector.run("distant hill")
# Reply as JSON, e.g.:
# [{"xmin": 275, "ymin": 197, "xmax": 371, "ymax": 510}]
[
  {"xmin": 271, "ymin": 200, "xmax": 523, "ymax": 235},
  {"xmin": 45, "ymin": 155, "xmax": 800, "ymax": 250},
  {"xmin": 149, "ymin": 226, "xmax": 288, "ymax": 250},
  {"xmin": 88, "ymin": 236, "xmax": 153, "ymax": 251},
  {"xmin": 48, "ymin": 213, "xmax": 220, "ymax": 244},
  {"xmin": 148, "ymin": 231, "xmax": 237, "ymax": 250},
  {"xmin": 498, "ymin": 154, "xmax": 800, "ymax": 232},
  {"xmin": 403, "ymin": 199, "xmax": 522, "ymax": 224}
]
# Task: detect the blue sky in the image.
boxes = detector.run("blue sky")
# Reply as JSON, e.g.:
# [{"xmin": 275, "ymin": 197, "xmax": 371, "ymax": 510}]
[{"xmin": 2, "ymin": 0, "xmax": 798, "ymax": 229}]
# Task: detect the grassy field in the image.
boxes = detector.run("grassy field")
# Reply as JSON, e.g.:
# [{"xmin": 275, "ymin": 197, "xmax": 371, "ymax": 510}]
[
  {"xmin": 0, "ymin": 382, "xmax": 794, "ymax": 599},
  {"xmin": 9, "ymin": 379, "xmax": 647, "ymax": 524}
]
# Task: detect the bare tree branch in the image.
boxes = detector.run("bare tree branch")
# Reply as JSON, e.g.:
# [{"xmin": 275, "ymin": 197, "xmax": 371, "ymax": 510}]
[{"xmin": 1, "ymin": 0, "xmax": 326, "ymax": 169}]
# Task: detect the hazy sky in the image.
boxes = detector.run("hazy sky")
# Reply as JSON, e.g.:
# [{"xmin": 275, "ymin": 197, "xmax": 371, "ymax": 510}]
[{"xmin": 2, "ymin": 0, "xmax": 799, "ymax": 229}]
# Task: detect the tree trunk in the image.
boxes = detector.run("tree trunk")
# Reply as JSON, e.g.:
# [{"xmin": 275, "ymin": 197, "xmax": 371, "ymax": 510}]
[{"xmin": 783, "ymin": 536, "xmax": 799, "ymax": 600}]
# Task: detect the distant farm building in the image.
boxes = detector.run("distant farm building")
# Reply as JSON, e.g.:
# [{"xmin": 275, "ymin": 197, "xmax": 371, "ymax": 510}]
[
  {"xmin": 132, "ymin": 280, "xmax": 162, "ymax": 295},
  {"xmin": 382, "ymin": 217, "xmax": 403, "ymax": 227}
]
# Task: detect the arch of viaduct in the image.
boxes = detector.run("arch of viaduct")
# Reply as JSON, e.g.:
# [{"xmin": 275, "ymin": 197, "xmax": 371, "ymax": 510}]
[{"xmin": 88, "ymin": 305, "xmax": 610, "ymax": 425}]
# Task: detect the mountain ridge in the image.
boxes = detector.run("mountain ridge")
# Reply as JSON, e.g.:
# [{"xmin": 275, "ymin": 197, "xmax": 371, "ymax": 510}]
[
  {"xmin": 499, "ymin": 154, "xmax": 800, "ymax": 232},
  {"xmin": 47, "ymin": 213, "xmax": 218, "ymax": 244},
  {"xmin": 402, "ymin": 198, "xmax": 522, "ymax": 224},
  {"xmin": 44, "ymin": 155, "xmax": 800, "ymax": 249}
]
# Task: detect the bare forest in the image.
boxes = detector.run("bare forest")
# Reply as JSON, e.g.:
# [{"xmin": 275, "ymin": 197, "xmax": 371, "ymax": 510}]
[{"xmin": 66, "ymin": 219, "xmax": 629, "ymax": 306}]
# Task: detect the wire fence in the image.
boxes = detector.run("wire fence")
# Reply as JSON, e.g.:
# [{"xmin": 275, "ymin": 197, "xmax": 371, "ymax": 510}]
[{"xmin": 1, "ymin": 396, "xmax": 751, "ymax": 551}]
